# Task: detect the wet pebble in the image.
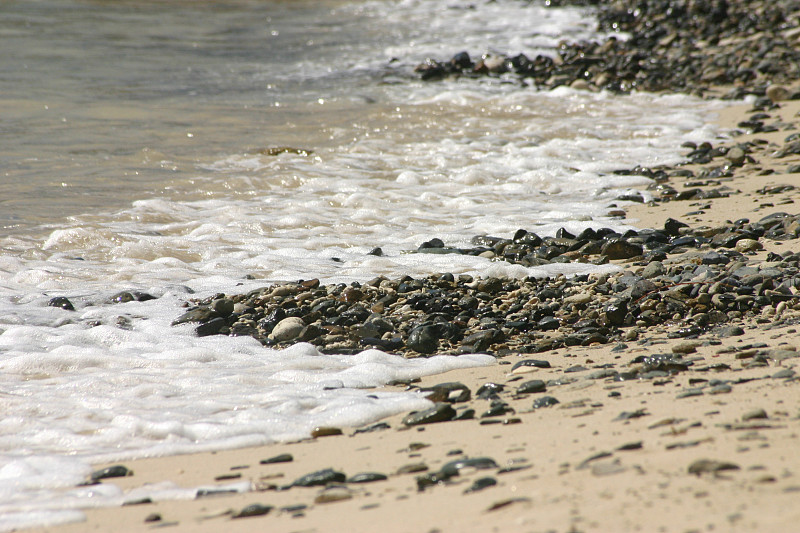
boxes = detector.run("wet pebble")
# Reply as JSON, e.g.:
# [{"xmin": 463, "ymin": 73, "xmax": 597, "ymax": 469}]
[{"xmin": 403, "ymin": 403, "xmax": 456, "ymax": 426}]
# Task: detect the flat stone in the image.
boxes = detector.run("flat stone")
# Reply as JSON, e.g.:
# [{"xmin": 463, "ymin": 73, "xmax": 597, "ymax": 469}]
[{"xmin": 402, "ymin": 403, "xmax": 456, "ymax": 426}]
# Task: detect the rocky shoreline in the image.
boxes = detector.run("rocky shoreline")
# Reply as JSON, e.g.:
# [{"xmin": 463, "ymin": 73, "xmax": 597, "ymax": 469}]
[
  {"xmin": 172, "ymin": 208, "xmax": 800, "ymax": 361},
  {"xmin": 36, "ymin": 1, "xmax": 800, "ymax": 532},
  {"xmin": 414, "ymin": 0, "xmax": 800, "ymax": 99}
]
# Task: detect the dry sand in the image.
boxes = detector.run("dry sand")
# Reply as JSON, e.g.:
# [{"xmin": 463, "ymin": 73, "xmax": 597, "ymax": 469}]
[{"xmin": 31, "ymin": 96, "xmax": 800, "ymax": 533}]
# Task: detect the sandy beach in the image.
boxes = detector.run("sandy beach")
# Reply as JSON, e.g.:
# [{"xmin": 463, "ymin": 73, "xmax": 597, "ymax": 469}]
[
  {"xmin": 24, "ymin": 0, "xmax": 800, "ymax": 530},
  {"xmin": 28, "ymin": 94, "xmax": 800, "ymax": 533}
]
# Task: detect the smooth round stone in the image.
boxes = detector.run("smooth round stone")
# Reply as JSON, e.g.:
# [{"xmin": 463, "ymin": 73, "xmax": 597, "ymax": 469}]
[
  {"xmin": 564, "ymin": 292, "xmax": 592, "ymax": 305},
  {"xmin": 641, "ymin": 261, "xmax": 665, "ymax": 279},
  {"xmin": 766, "ymin": 84, "xmax": 790, "ymax": 103},
  {"xmin": 270, "ymin": 317, "xmax": 306, "ymax": 342},
  {"xmin": 726, "ymin": 146, "xmax": 746, "ymax": 166},
  {"xmin": 211, "ymin": 298, "xmax": 235, "ymax": 316},
  {"xmin": 735, "ymin": 238, "xmax": 763, "ymax": 253}
]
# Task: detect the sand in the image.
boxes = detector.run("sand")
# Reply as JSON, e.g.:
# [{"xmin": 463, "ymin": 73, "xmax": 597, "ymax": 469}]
[{"xmin": 28, "ymin": 93, "xmax": 800, "ymax": 533}]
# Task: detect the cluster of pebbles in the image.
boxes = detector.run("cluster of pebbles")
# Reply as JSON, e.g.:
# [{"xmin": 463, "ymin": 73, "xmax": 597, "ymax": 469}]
[
  {"xmin": 413, "ymin": 0, "xmax": 800, "ymax": 98},
  {"xmin": 171, "ymin": 209, "xmax": 800, "ymax": 357}
]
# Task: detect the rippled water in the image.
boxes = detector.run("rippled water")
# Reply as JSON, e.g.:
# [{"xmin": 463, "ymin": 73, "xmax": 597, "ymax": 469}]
[{"xmin": 0, "ymin": 0, "xmax": 728, "ymax": 529}]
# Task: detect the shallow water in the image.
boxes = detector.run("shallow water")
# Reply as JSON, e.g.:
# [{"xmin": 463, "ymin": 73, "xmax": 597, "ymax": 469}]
[{"xmin": 0, "ymin": 0, "xmax": 729, "ymax": 529}]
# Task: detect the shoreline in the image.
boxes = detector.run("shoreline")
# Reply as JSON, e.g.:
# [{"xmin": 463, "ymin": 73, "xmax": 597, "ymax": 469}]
[
  {"xmin": 34, "ymin": 95, "xmax": 800, "ymax": 533},
  {"xmin": 29, "ymin": 1, "xmax": 800, "ymax": 532}
]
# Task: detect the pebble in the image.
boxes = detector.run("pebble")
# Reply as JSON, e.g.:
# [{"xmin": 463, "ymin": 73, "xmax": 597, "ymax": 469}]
[
  {"xmin": 90, "ymin": 465, "xmax": 132, "ymax": 482},
  {"xmin": 688, "ymin": 459, "xmax": 741, "ymax": 476},
  {"xmin": 531, "ymin": 396, "xmax": 559, "ymax": 409},
  {"xmin": 270, "ymin": 317, "xmax": 306, "ymax": 342},
  {"xmin": 260, "ymin": 453, "xmax": 293, "ymax": 464},
  {"xmin": 232, "ymin": 503, "xmax": 273, "ymax": 519},
  {"xmin": 346, "ymin": 472, "xmax": 388, "ymax": 483},
  {"xmin": 402, "ymin": 403, "xmax": 456, "ymax": 426},
  {"xmin": 314, "ymin": 486, "xmax": 353, "ymax": 504},
  {"xmin": 291, "ymin": 468, "xmax": 346, "ymax": 487},
  {"xmin": 48, "ymin": 296, "xmax": 75, "ymax": 311}
]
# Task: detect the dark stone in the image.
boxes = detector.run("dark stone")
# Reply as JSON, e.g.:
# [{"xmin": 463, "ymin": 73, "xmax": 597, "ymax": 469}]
[
  {"xmin": 232, "ymin": 503, "xmax": 273, "ymax": 519},
  {"xmin": 407, "ymin": 325, "xmax": 439, "ymax": 354},
  {"xmin": 347, "ymin": 472, "xmax": 388, "ymax": 483},
  {"xmin": 172, "ymin": 306, "xmax": 216, "ymax": 325},
  {"xmin": 260, "ymin": 453, "xmax": 293, "ymax": 464},
  {"xmin": 91, "ymin": 465, "xmax": 132, "ymax": 482},
  {"xmin": 531, "ymin": 396, "xmax": 559, "ymax": 409},
  {"xmin": 511, "ymin": 359, "xmax": 551, "ymax": 371},
  {"xmin": 476, "ymin": 382, "xmax": 504, "ymax": 399},
  {"xmin": 292, "ymin": 468, "xmax": 346, "ymax": 487},
  {"xmin": 464, "ymin": 477, "xmax": 498, "ymax": 493},
  {"xmin": 604, "ymin": 300, "xmax": 628, "ymax": 326},
  {"xmin": 516, "ymin": 380, "xmax": 547, "ymax": 394},
  {"xmin": 48, "ymin": 296, "xmax": 75, "ymax": 311},
  {"xmin": 422, "ymin": 382, "xmax": 471, "ymax": 403},
  {"xmin": 195, "ymin": 317, "xmax": 226, "ymax": 337},
  {"xmin": 440, "ymin": 457, "xmax": 498, "ymax": 477},
  {"xmin": 403, "ymin": 403, "xmax": 456, "ymax": 426},
  {"xmin": 601, "ymin": 239, "xmax": 643, "ymax": 260}
]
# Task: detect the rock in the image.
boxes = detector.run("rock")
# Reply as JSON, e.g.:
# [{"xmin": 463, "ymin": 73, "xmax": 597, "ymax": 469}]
[
  {"xmin": 726, "ymin": 146, "xmax": 746, "ymax": 166},
  {"xmin": 407, "ymin": 325, "xmax": 439, "ymax": 354},
  {"xmin": 672, "ymin": 341, "xmax": 700, "ymax": 354},
  {"xmin": 172, "ymin": 307, "xmax": 216, "ymax": 325},
  {"xmin": 531, "ymin": 396, "xmax": 559, "ymax": 409},
  {"xmin": 292, "ymin": 468, "xmax": 346, "ymax": 487},
  {"xmin": 601, "ymin": 239, "xmax": 643, "ymax": 260},
  {"xmin": 311, "ymin": 427, "xmax": 342, "ymax": 438},
  {"xmin": 641, "ymin": 261, "xmax": 665, "ymax": 279},
  {"xmin": 422, "ymin": 382, "xmax": 471, "ymax": 403},
  {"xmin": 766, "ymin": 84, "xmax": 790, "ymax": 103},
  {"xmin": 260, "ymin": 453, "xmax": 293, "ymax": 465},
  {"xmin": 48, "ymin": 296, "xmax": 75, "ymax": 311},
  {"xmin": 402, "ymin": 403, "xmax": 456, "ymax": 426},
  {"xmin": 511, "ymin": 359, "xmax": 551, "ymax": 372},
  {"xmin": 346, "ymin": 472, "xmax": 388, "ymax": 483},
  {"xmin": 735, "ymin": 238, "xmax": 763, "ymax": 253},
  {"xmin": 232, "ymin": 503, "xmax": 273, "ymax": 519},
  {"xmin": 314, "ymin": 486, "xmax": 353, "ymax": 504},
  {"xmin": 688, "ymin": 459, "xmax": 741, "ymax": 476},
  {"xmin": 270, "ymin": 317, "xmax": 306, "ymax": 342},
  {"xmin": 211, "ymin": 298, "xmax": 234, "ymax": 316},
  {"xmin": 742, "ymin": 408, "xmax": 768, "ymax": 421},
  {"xmin": 195, "ymin": 317, "xmax": 226, "ymax": 337},
  {"xmin": 517, "ymin": 380, "xmax": 547, "ymax": 394},
  {"xmin": 464, "ymin": 477, "xmax": 498, "ymax": 493},
  {"xmin": 440, "ymin": 457, "xmax": 498, "ymax": 477},
  {"xmin": 91, "ymin": 465, "xmax": 133, "ymax": 482}
]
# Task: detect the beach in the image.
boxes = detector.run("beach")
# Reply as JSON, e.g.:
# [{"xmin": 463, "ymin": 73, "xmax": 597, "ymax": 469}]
[
  {"xmin": 33, "ymin": 59, "xmax": 800, "ymax": 533},
  {"xmin": 7, "ymin": 0, "xmax": 800, "ymax": 531}
]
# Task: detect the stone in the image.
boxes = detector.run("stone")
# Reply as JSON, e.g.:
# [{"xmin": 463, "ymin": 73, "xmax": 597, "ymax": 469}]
[
  {"xmin": 90, "ymin": 465, "xmax": 132, "ymax": 482},
  {"xmin": 292, "ymin": 468, "xmax": 346, "ymax": 487},
  {"xmin": 232, "ymin": 503, "xmax": 273, "ymax": 519},
  {"xmin": 688, "ymin": 459, "xmax": 740, "ymax": 476},
  {"xmin": 270, "ymin": 317, "xmax": 306, "ymax": 342},
  {"xmin": 402, "ymin": 403, "xmax": 456, "ymax": 426},
  {"xmin": 601, "ymin": 239, "xmax": 643, "ymax": 260},
  {"xmin": 531, "ymin": 396, "xmax": 559, "ymax": 409},
  {"xmin": 735, "ymin": 238, "xmax": 763, "ymax": 253},
  {"xmin": 407, "ymin": 325, "xmax": 439, "ymax": 354}
]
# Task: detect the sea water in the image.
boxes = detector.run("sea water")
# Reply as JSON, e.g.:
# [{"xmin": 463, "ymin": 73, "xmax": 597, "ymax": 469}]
[{"xmin": 0, "ymin": 0, "xmax": 727, "ymax": 528}]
